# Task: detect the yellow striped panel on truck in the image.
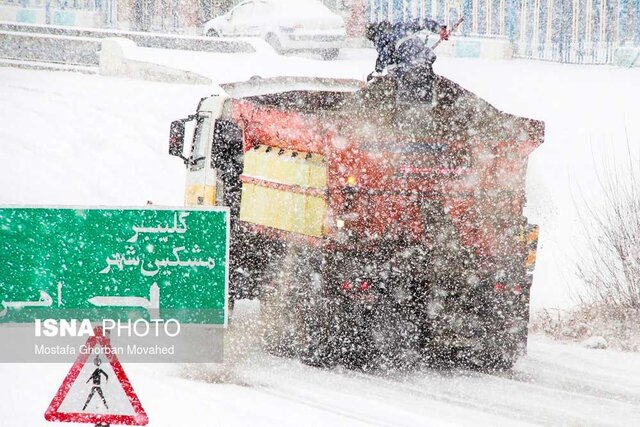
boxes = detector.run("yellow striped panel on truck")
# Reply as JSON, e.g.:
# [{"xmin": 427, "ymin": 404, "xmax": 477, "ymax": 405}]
[
  {"xmin": 239, "ymin": 145, "xmax": 327, "ymax": 237},
  {"xmin": 307, "ymin": 153, "xmax": 327, "ymax": 188}
]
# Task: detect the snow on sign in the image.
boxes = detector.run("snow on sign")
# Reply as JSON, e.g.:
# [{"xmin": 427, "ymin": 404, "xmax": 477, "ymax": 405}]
[
  {"xmin": 0, "ymin": 207, "xmax": 229, "ymax": 325},
  {"xmin": 45, "ymin": 327, "xmax": 148, "ymax": 426}
]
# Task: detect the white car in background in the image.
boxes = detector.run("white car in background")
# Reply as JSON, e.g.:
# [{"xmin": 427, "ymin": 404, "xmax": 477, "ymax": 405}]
[{"xmin": 203, "ymin": 0, "xmax": 346, "ymax": 60}]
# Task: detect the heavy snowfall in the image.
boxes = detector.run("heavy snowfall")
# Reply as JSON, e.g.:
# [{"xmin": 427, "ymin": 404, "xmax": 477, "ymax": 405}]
[{"xmin": 2, "ymin": 1, "xmax": 640, "ymax": 425}]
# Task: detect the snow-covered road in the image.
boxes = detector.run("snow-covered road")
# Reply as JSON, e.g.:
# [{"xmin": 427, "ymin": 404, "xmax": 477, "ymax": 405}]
[
  {"xmin": 1, "ymin": 49, "xmax": 640, "ymax": 426},
  {"xmin": 3, "ymin": 301, "xmax": 640, "ymax": 426}
]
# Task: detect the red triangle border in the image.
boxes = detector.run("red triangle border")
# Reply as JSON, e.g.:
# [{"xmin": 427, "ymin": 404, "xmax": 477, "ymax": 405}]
[{"xmin": 44, "ymin": 327, "xmax": 149, "ymax": 426}]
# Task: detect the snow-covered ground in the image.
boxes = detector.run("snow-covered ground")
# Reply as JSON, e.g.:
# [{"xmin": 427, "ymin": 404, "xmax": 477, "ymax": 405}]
[
  {"xmin": 3, "ymin": 300, "xmax": 640, "ymax": 426},
  {"xmin": 1, "ymin": 47, "xmax": 640, "ymax": 426}
]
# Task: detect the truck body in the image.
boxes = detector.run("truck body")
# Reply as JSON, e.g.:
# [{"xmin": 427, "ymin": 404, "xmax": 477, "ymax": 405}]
[{"xmin": 169, "ymin": 74, "xmax": 542, "ymax": 369}]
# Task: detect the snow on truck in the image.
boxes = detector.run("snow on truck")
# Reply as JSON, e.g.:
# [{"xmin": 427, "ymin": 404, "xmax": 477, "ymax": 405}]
[{"xmin": 168, "ymin": 74, "xmax": 543, "ymax": 370}]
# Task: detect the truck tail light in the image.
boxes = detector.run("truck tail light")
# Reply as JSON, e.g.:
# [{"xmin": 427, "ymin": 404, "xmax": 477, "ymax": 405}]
[
  {"xmin": 339, "ymin": 280, "xmax": 377, "ymax": 304},
  {"xmin": 340, "ymin": 280, "xmax": 371, "ymax": 293},
  {"xmin": 495, "ymin": 282, "xmax": 524, "ymax": 295}
]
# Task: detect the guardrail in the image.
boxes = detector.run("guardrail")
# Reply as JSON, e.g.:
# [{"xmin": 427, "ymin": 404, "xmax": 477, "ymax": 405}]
[
  {"xmin": 0, "ymin": 21, "xmax": 255, "ymax": 53},
  {"xmin": 0, "ymin": 30, "xmax": 100, "ymax": 65}
]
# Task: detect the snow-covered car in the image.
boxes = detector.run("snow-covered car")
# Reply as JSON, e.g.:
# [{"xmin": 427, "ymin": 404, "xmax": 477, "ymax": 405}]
[{"xmin": 203, "ymin": 0, "xmax": 346, "ymax": 60}]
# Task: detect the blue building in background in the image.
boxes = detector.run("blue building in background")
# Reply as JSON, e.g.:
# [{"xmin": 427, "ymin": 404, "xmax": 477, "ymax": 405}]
[{"xmin": 364, "ymin": 0, "xmax": 640, "ymax": 63}]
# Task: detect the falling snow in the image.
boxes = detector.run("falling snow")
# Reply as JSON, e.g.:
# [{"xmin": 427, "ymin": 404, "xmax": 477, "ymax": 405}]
[{"xmin": 1, "ymin": 1, "xmax": 640, "ymax": 424}]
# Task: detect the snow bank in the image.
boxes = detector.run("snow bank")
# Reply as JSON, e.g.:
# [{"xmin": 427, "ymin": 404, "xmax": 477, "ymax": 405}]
[
  {"xmin": 0, "ymin": 67, "xmax": 210, "ymax": 207},
  {"xmin": 582, "ymin": 336, "xmax": 608, "ymax": 349},
  {"xmin": 435, "ymin": 36, "xmax": 513, "ymax": 60},
  {"xmin": 614, "ymin": 46, "xmax": 640, "ymax": 67},
  {"xmin": 99, "ymin": 38, "xmax": 212, "ymax": 85}
]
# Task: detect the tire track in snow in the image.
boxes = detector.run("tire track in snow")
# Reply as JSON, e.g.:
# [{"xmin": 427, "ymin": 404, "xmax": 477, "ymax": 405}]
[
  {"xmin": 339, "ymin": 360, "xmax": 640, "ymax": 427},
  {"xmin": 506, "ymin": 360, "xmax": 640, "ymax": 406},
  {"xmin": 232, "ymin": 357, "xmax": 534, "ymax": 427},
  {"xmin": 342, "ymin": 369, "xmax": 545, "ymax": 426},
  {"xmin": 248, "ymin": 382, "xmax": 392, "ymax": 427},
  {"xmin": 133, "ymin": 363, "xmax": 377, "ymax": 427}
]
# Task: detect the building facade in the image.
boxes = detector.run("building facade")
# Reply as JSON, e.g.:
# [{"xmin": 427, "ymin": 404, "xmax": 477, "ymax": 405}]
[{"xmin": 365, "ymin": 0, "xmax": 640, "ymax": 63}]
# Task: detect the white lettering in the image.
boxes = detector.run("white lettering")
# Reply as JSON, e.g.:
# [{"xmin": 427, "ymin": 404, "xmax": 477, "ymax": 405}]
[
  {"xmin": 133, "ymin": 319, "xmax": 149, "ymax": 337},
  {"xmin": 34, "ymin": 319, "xmax": 42, "ymax": 337},
  {"xmin": 102, "ymin": 319, "xmax": 116, "ymax": 334},
  {"xmin": 77, "ymin": 319, "xmax": 94, "ymax": 336},
  {"xmin": 43, "ymin": 318, "xmax": 58, "ymax": 337},
  {"xmin": 165, "ymin": 319, "xmax": 181, "ymax": 337},
  {"xmin": 116, "ymin": 319, "xmax": 132, "ymax": 337}
]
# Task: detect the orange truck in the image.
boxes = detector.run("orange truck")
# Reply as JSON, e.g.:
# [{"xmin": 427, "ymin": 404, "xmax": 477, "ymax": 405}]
[{"xmin": 169, "ymin": 74, "xmax": 542, "ymax": 370}]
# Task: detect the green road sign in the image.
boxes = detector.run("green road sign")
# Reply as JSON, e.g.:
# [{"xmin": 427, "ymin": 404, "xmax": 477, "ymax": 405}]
[{"xmin": 0, "ymin": 207, "xmax": 228, "ymax": 325}]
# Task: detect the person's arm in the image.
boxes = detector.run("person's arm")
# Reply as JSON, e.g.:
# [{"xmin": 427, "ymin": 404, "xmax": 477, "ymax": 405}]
[
  {"xmin": 421, "ymin": 18, "xmax": 445, "ymax": 33},
  {"xmin": 401, "ymin": 19, "xmax": 448, "ymax": 40}
]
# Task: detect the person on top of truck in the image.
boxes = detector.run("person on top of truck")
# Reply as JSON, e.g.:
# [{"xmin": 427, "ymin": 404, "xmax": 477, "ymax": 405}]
[{"xmin": 366, "ymin": 18, "xmax": 449, "ymax": 103}]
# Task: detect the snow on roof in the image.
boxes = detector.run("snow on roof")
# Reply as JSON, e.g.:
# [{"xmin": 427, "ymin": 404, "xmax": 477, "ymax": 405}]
[
  {"xmin": 264, "ymin": 0, "xmax": 334, "ymax": 15},
  {"xmin": 221, "ymin": 76, "xmax": 363, "ymax": 98}
]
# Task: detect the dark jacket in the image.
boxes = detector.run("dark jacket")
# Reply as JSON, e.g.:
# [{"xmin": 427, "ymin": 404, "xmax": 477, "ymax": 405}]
[{"xmin": 367, "ymin": 19, "xmax": 444, "ymax": 72}]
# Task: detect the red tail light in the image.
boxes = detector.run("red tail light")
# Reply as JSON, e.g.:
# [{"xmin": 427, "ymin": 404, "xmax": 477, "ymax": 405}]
[
  {"xmin": 513, "ymin": 283, "xmax": 522, "ymax": 294},
  {"xmin": 495, "ymin": 283, "xmax": 505, "ymax": 292},
  {"xmin": 359, "ymin": 281, "xmax": 370, "ymax": 291},
  {"xmin": 341, "ymin": 281, "xmax": 352, "ymax": 291}
]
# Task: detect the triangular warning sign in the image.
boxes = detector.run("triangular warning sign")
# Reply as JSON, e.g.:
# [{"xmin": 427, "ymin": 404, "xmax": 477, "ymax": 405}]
[{"xmin": 45, "ymin": 327, "xmax": 149, "ymax": 426}]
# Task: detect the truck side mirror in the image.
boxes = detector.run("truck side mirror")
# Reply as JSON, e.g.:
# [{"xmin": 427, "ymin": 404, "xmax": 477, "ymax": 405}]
[{"xmin": 169, "ymin": 120, "xmax": 188, "ymax": 164}]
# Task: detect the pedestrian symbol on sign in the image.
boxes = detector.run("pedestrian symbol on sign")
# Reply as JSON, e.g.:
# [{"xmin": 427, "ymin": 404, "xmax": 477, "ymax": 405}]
[{"xmin": 83, "ymin": 356, "xmax": 109, "ymax": 411}]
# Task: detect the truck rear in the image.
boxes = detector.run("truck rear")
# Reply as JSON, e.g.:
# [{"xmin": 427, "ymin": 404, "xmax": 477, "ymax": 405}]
[{"xmin": 169, "ymin": 74, "xmax": 543, "ymax": 370}]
